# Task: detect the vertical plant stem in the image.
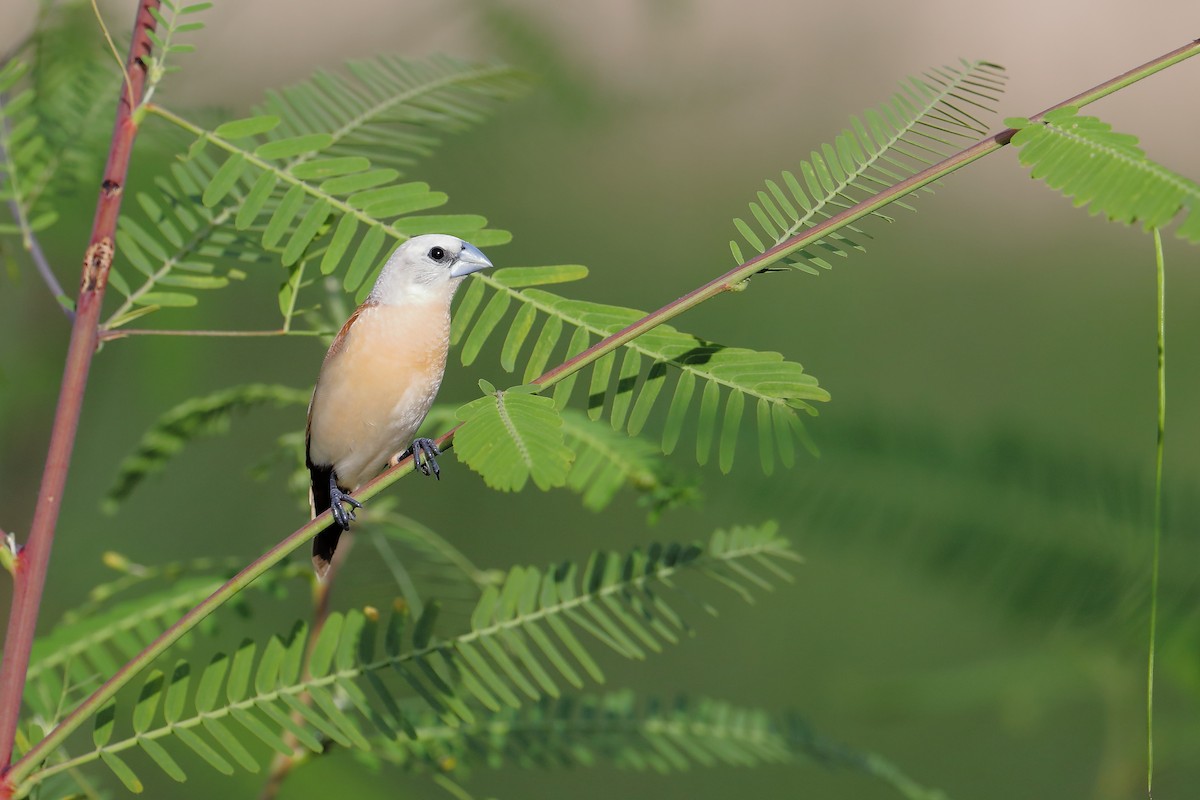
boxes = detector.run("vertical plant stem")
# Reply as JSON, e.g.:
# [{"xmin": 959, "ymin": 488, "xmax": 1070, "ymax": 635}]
[
  {"xmin": 0, "ymin": 0, "xmax": 161, "ymax": 784},
  {"xmin": 1146, "ymin": 229, "xmax": 1165, "ymax": 799}
]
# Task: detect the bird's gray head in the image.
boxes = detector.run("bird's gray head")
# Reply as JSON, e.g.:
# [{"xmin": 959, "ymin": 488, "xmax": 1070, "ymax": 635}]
[{"xmin": 369, "ymin": 234, "xmax": 494, "ymax": 306}]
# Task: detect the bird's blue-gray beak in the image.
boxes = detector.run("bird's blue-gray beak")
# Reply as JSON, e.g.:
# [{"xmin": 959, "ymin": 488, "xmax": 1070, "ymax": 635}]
[{"xmin": 449, "ymin": 242, "xmax": 494, "ymax": 278}]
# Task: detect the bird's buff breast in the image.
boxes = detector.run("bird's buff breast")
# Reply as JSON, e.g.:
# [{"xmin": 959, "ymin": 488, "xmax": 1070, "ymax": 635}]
[{"xmin": 307, "ymin": 301, "xmax": 450, "ymax": 489}]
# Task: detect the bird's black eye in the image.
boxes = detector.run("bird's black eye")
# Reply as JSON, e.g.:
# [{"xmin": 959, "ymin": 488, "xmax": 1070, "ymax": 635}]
[{"xmin": 428, "ymin": 246, "xmax": 446, "ymax": 262}]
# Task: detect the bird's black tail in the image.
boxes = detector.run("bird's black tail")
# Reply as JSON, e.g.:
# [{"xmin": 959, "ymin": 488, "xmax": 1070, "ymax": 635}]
[{"xmin": 308, "ymin": 462, "xmax": 342, "ymax": 578}]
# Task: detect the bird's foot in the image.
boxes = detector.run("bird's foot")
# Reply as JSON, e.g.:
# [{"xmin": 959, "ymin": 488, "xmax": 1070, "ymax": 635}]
[
  {"xmin": 329, "ymin": 482, "xmax": 362, "ymax": 530},
  {"xmin": 407, "ymin": 438, "xmax": 441, "ymax": 479}
]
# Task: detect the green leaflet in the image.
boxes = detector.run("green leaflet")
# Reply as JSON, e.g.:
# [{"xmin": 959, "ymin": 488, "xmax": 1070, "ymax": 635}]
[
  {"xmin": 1007, "ymin": 108, "xmax": 1200, "ymax": 242},
  {"xmin": 103, "ymin": 383, "xmax": 311, "ymax": 513},
  {"xmin": 60, "ymin": 524, "xmax": 798, "ymax": 794},
  {"xmin": 731, "ymin": 59, "xmax": 1007, "ymax": 273},
  {"xmin": 213, "ymin": 114, "xmax": 280, "ymax": 140},
  {"xmin": 454, "ymin": 385, "xmax": 575, "ymax": 492}
]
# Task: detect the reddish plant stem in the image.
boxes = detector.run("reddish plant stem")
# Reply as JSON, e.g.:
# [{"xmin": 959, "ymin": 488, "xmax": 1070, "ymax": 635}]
[{"xmin": 0, "ymin": 0, "xmax": 161, "ymax": 782}]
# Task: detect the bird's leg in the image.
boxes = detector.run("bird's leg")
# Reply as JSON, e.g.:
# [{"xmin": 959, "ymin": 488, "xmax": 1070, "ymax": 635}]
[
  {"xmin": 328, "ymin": 472, "xmax": 362, "ymax": 530},
  {"xmin": 404, "ymin": 438, "xmax": 441, "ymax": 479}
]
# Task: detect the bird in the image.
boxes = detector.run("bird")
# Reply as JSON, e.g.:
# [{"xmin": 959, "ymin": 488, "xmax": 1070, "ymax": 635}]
[{"xmin": 306, "ymin": 233, "xmax": 494, "ymax": 577}]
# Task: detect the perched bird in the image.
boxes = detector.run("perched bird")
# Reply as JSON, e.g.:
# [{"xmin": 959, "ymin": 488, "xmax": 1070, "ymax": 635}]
[{"xmin": 306, "ymin": 234, "xmax": 494, "ymax": 577}]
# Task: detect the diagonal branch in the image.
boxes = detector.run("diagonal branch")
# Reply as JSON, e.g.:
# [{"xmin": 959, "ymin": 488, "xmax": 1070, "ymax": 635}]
[
  {"xmin": 6, "ymin": 37, "xmax": 1198, "ymax": 794},
  {"xmin": 0, "ymin": 0, "xmax": 163, "ymax": 788}
]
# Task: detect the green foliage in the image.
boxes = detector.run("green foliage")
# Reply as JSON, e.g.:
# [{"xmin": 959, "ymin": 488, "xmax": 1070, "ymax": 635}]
[
  {"xmin": 105, "ymin": 153, "xmax": 261, "ymax": 325},
  {"xmin": 731, "ymin": 59, "xmax": 1006, "ymax": 273},
  {"xmin": 104, "ymin": 55, "xmax": 527, "ymax": 329},
  {"xmin": 454, "ymin": 382, "xmax": 575, "ymax": 492},
  {"xmin": 103, "ymin": 384, "xmax": 310, "ymax": 513},
  {"xmin": 0, "ymin": 4, "xmax": 119, "ymax": 295},
  {"xmin": 27, "ymin": 3, "xmax": 119, "ymax": 192},
  {"xmin": 0, "ymin": 9, "xmax": 111, "ymax": 214},
  {"xmin": 1006, "ymin": 108, "xmax": 1200, "ymax": 242},
  {"xmin": 355, "ymin": 690, "xmax": 950, "ymax": 800},
  {"xmin": 368, "ymin": 689, "xmax": 869, "ymax": 774},
  {"xmin": 0, "ymin": 61, "xmax": 60, "ymax": 241},
  {"xmin": 455, "ymin": 268, "xmax": 829, "ymax": 474},
  {"xmin": 35, "ymin": 525, "xmax": 798, "ymax": 792},
  {"xmin": 423, "ymin": 404, "xmax": 692, "ymax": 515},
  {"xmin": 25, "ymin": 562, "xmax": 306, "ymax": 730},
  {"xmin": 557, "ymin": 407, "xmax": 691, "ymax": 513},
  {"xmin": 144, "ymin": 1, "xmax": 212, "ymax": 89},
  {"xmin": 385, "ymin": 690, "xmax": 807, "ymax": 773}
]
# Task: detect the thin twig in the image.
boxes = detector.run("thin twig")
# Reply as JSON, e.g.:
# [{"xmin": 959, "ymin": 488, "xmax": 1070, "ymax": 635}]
[
  {"xmin": 7, "ymin": 37, "xmax": 1199, "ymax": 795},
  {"xmin": 88, "ymin": 0, "xmax": 134, "ymax": 113},
  {"xmin": 0, "ymin": 0, "xmax": 163, "ymax": 788},
  {"xmin": 17, "ymin": 206, "xmax": 71, "ymax": 317},
  {"xmin": 98, "ymin": 327, "xmax": 328, "ymax": 341}
]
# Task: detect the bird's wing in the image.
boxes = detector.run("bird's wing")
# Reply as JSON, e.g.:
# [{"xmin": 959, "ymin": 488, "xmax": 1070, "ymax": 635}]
[
  {"xmin": 307, "ymin": 304, "xmax": 375, "ymax": 578},
  {"xmin": 306, "ymin": 302, "xmax": 372, "ymax": 518}
]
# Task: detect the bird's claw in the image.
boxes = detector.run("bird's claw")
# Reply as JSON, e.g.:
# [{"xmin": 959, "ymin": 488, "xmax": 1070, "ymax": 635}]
[
  {"xmin": 329, "ymin": 483, "xmax": 362, "ymax": 530},
  {"xmin": 407, "ymin": 438, "xmax": 441, "ymax": 480}
]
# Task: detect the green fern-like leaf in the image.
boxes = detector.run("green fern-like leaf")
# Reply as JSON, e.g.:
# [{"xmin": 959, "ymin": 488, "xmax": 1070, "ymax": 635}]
[
  {"xmin": 25, "ymin": 563, "xmax": 306, "ymax": 729},
  {"xmin": 731, "ymin": 59, "xmax": 1006, "ymax": 273},
  {"xmin": 145, "ymin": 2, "xmax": 211, "ymax": 75},
  {"xmin": 47, "ymin": 524, "xmax": 797, "ymax": 791},
  {"xmin": 103, "ymin": 384, "xmax": 310, "ymax": 513},
  {"xmin": 58, "ymin": 552, "xmax": 277, "ymax": 628},
  {"xmin": 454, "ymin": 270, "xmax": 829, "ymax": 474},
  {"xmin": 454, "ymin": 382, "xmax": 575, "ymax": 492},
  {"xmin": 423, "ymin": 402, "xmax": 693, "ymax": 515},
  {"xmin": 105, "ymin": 56, "xmax": 527, "ymax": 329},
  {"xmin": 0, "ymin": 61, "xmax": 61, "ymax": 244},
  {"xmin": 1, "ymin": 5, "xmax": 124, "ymax": 242},
  {"xmin": 369, "ymin": 690, "xmax": 945, "ymax": 799},
  {"xmin": 557, "ymin": 408, "xmax": 688, "ymax": 512},
  {"xmin": 1007, "ymin": 107, "xmax": 1200, "ymax": 242},
  {"xmin": 105, "ymin": 152, "xmax": 263, "ymax": 325},
  {"xmin": 29, "ymin": 1, "xmax": 121, "ymax": 184}
]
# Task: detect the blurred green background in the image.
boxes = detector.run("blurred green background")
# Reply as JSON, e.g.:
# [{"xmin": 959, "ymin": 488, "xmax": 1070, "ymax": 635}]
[{"xmin": 1, "ymin": 1, "xmax": 1199, "ymax": 798}]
